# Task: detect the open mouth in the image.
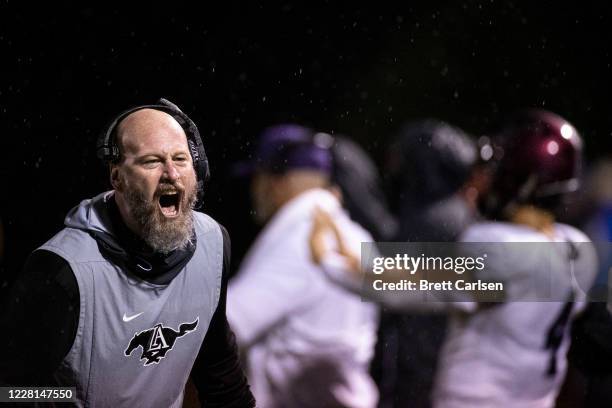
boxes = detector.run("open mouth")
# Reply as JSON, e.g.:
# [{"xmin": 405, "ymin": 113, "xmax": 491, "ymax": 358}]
[{"xmin": 158, "ymin": 191, "xmax": 181, "ymax": 217}]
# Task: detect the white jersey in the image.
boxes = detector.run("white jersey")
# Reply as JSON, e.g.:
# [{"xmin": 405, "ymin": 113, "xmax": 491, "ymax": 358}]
[
  {"xmin": 432, "ymin": 222, "xmax": 598, "ymax": 408},
  {"xmin": 228, "ymin": 189, "xmax": 379, "ymax": 408}
]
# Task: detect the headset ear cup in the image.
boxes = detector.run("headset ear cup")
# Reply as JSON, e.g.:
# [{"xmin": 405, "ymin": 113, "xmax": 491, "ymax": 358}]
[
  {"xmin": 184, "ymin": 128, "xmax": 209, "ymax": 210},
  {"xmin": 192, "ymin": 151, "xmax": 209, "ymax": 210},
  {"xmin": 97, "ymin": 121, "xmax": 119, "ymax": 164}
]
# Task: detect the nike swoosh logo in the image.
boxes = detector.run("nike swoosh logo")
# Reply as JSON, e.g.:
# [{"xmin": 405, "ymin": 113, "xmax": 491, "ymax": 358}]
[{"xmin": 122, "ymin": 312, "xmax": 144, "ymax": 322}]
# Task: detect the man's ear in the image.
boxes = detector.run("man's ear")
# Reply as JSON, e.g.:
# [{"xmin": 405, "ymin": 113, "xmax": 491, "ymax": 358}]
[{"xmin": 110, "ymin": 165, "xmax": 122, "ymax": 191}]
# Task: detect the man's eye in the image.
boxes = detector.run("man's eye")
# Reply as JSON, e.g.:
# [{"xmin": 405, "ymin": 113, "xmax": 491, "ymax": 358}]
[{"xmin": 144, "ymin": 159, "xmax": 160, "ymax": 165}]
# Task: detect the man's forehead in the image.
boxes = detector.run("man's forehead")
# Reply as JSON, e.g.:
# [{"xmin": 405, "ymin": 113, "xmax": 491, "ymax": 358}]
[{"xmin": 117, "ymin": 109, "xmax": 188, "ymax": 150}]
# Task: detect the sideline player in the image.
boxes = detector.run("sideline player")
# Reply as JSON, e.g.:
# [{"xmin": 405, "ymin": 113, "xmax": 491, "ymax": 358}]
[
  {"xmin": 310, "ymin": 110, "xmax": 598, "ymax": 407},
  {"xmin": 228, "ymin": 124, "xmax": 379, "ymax": 408},
  {"xmin": 375, "ymin": 121, "xmax": 478, "ymax": 408}
]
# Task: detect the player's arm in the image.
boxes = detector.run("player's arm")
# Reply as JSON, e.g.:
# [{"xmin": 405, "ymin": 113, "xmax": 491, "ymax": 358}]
[
  {"xmin": 0, "ymin": 250, "xmax": 79, "ymax": 386},
  {"xmin": 310, "ymin": 207, "xmax": 457, "ymax": 283},
  {"xmin": 190, "ymin": 225, "xmax": 255, "ymax": 408},
  {"xmin": 309, "ymin": 208, "xmax": 477, "ymax": 311}
]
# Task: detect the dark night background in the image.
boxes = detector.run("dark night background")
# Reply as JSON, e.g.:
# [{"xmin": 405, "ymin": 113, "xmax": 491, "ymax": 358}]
[{"xmin": 1, "ymin": 1, "xmax": 611, "ymax": 294}]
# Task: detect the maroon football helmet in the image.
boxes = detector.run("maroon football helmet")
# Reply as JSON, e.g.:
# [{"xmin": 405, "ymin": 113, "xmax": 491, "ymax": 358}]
[{"xmin": 478, "ymin": 110, "xmax": 583, "ymax": 218}]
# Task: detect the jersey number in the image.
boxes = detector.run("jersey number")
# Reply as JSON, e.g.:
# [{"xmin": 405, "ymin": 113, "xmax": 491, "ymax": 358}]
[{"xmin": 544, "ymin": 297, "xmax": 574, "ymax": 377}]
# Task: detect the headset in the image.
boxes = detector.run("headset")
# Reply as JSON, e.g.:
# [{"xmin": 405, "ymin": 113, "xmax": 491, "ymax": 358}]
[{"xmin": 96, "ymin": 98, "xmax": 209, "ymax": 208}]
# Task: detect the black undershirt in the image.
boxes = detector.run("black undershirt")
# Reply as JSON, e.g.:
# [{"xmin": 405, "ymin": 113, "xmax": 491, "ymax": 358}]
[{"xmin": 0, "ymin": 203, "xmax": 255, "ymax": 407}]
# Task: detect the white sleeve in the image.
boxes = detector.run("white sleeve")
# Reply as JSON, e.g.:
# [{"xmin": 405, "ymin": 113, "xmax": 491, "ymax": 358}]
[
  {"xmin": 227, "ymin": 253, "xmax": 322, "ymax": 348},
  {"xmin": 319, "ymin": 252, "xmax": 364, "ymax": 293}
]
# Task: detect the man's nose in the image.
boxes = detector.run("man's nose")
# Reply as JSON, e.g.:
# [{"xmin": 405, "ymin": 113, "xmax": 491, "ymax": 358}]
[{"xmin": 162, "ymin": 161, "xmax": 180, "ymax": 181}]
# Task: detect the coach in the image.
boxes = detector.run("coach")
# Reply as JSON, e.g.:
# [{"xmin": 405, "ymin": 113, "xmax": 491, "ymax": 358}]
[{"xmin": 0, "ymin": 99, "xmax": 255, "ymax": 407}]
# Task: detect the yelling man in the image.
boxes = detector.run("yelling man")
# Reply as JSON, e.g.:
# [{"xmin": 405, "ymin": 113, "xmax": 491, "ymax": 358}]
[{"xmin": 0, "ymin": 99, "xmax": 255, "ymax": 407}]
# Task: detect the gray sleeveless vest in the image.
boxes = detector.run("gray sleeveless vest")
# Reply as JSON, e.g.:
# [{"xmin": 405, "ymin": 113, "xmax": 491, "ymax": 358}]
[{"xmin": 39, "ymin": 192, "xmax": 223, "ymax": 408}]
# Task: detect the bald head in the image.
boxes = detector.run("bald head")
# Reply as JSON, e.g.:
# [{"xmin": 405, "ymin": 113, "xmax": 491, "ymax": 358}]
[{"xmin": 115, "ymin": 109, "xmax": 187, "ymax": 162}]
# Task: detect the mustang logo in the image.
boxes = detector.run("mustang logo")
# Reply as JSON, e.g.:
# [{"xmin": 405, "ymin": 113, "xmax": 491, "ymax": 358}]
[{"xmin": 125, "ymin": 318, "xmax": 199, "ymax": 366}]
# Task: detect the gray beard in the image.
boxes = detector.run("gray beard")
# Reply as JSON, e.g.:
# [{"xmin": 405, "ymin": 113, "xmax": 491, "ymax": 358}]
[{"xmin": 124, "ymin": 186, "xmax": 197, "ymax": 254}]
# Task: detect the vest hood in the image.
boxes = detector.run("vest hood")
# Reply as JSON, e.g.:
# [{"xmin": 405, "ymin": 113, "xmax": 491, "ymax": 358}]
[{"xmin": 64, "ymin": 191, "xmax": 121, "ymax": 251}]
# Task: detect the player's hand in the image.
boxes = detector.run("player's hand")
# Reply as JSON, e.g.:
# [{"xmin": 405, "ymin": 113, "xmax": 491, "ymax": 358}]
[
  {"xmin": 309, "ymin": 207, "xmax": 330, "ymax": 265},
  {"xmin": 309, "ymin": 207, "xmax": 361, "ymax": 275}
]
